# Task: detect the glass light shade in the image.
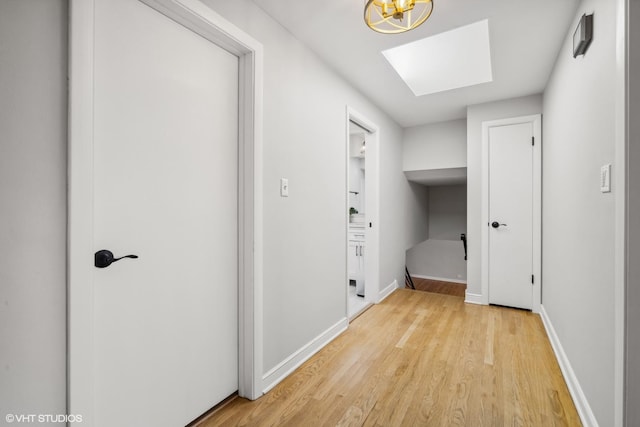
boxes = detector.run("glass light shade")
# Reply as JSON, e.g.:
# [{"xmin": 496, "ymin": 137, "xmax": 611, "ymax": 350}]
[{"xmin": 364, "ymin": 0, "xmax": 434, "ymax": 34}]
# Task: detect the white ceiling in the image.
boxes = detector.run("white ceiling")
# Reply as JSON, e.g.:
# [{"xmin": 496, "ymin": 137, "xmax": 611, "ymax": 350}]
[{"xmin": 249, "ymin": 0, "xmax": 580, "ymax": 128}]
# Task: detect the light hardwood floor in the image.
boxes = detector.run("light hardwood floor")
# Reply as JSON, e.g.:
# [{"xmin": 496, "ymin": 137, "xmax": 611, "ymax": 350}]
[
  {"xmin": 409, "ymin": 277, "xmax": 467, "ymax": 298},
  {"xmin": 198, "ymin": 289, "xmax": 581, "ymax": 426}
]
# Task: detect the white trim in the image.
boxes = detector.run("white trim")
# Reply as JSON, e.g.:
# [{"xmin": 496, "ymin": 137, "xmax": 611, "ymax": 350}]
[
  {"xmin": 67, "ymin": 3, "xmax": 265, "ymax": 423},
  {"xmin": 540, "ymin": 306, "xmax": 599, "ymax": 427},
  {"xmin": 411, "ymin": 274, "xmax": 467, "ymax": 285},
  {"xmin": 261, "ymin": 318, "xmax": 348, "ymax": 394},
  {"xmin": 345, "ymin": 107, "xmax": 381, "ymax": 310},
  {"xmin": 67, "ymin": 1, "xmax": 96, "ymax": 418},
  {"xmin": 480, "ymin": 114, "xmax": 542, "ymax": 312},
  {"xmin": 532, "ymin": 115, "xmax": 542, "ymax": 313},
  {"xmin": 464, "ymin": 292, "xmax": 484, "ymax": 305},
  {"xmin": 613, "ymin": 0, "xmax": 627, "ymax": 424},
  {"xmin": 378, "ymin": 280, "xmax": 399, "ymax": 302},
  {"xmin": 139, "ymin": 0, "xmax": 257, "ymax": 55}
]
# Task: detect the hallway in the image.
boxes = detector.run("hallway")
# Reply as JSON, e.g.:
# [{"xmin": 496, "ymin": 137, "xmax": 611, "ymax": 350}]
[
  {"xmin": 2, "ymin": 1, "xmax": 629, "ymax": 424},
  {"xmin": 198, "ymin": 289, "xmax": 580, "ymax": 426}
]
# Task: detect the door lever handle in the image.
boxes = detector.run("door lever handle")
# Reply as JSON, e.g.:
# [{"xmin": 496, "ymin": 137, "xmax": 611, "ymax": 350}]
[
  {"xmin": 491, "ymin": 221, "xmax": 507, "ymax": 229},
  {"xmin": 95, "ymin": 249, "xmax": 139, "ymax": 268}
]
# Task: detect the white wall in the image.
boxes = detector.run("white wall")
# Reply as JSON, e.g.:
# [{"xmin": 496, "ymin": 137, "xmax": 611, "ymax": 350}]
[
  {"xmin": 382, "ymin": 132, "xmax": 419, "ymax": 294},
  {"xmin": 403, "ymin": 182, "xmax": 430, "ymax": 250},
  {"xmin": 428, "ymin": 185, "xmax": 466, "ymax": 240},
  {"xmin": 0, "ymin": 0, "xmax": 67, "ymax": 418},
  {"xmin": 403, "ymin": 119, "xmax": 467, "ymax": 171},
  {"xmin": 406, "ymin": 185, "xmax": 467, "ymax": 282},
  {"xmin": 201, "ymin": 0, "xmax": 411, "ymax": 374},
  {"xmin": 542, "ymin": 1, "xmax": 618, "ymax": 425},
  {"xmin": 348, "ymin": 157, "xmax": 365, "ymax": 213},
  {"xmin": 406, "ymin": 240, "xmax": 466, "ymax": 282},
  {"xmin": 465, "ymin": 95, "xmax": 543, "ymax": 297},
  {"xmin": 349, "ymin": 132, "xmax": 365, "ymax": 157}
]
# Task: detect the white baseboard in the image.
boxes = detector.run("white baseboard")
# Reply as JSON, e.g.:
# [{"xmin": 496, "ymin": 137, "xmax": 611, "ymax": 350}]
[
  {"xmin": 411, "ymin": 274, "xmax": 467, "ymax": 285},
  {"xmin": 261, "ymin": 317, "xmax": 348, "ymax": 394},
  {"xmin": 464, "ymin": 292, "xmax": 485, "ymax": 305},
  {"xmin": 378, "ymin": 279, "xmax": 399, "ymax": 302},
  {"xmin": 540, "ymin": 306, "xmax": 599, "ymax": 427}
]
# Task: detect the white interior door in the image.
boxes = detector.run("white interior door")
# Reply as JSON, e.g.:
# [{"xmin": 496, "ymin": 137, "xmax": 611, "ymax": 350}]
[
  {"xmin": 92, "ymin": 0, "xmax": 238, "ymax": 425},
  {"xmin": 488, "ymin": 122, "xmax": 534, "ymax": 310}
]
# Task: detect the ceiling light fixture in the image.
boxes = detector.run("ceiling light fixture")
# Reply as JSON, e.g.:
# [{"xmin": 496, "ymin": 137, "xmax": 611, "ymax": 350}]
[{"xmin": 364, "ymin": 0, "xmax": 434, "ymax": 34}]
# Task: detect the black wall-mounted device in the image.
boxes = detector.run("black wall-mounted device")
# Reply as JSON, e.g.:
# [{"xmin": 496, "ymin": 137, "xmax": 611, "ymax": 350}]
[{"xmin": 573, "ymin": 13, "xmax": 593, "ymax": 58}]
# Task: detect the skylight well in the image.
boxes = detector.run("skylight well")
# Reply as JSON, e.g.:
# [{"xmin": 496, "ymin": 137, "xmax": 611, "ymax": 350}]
[{"xmin": 382, "ymin": 19, "xmax": 493, "ymax": 96}]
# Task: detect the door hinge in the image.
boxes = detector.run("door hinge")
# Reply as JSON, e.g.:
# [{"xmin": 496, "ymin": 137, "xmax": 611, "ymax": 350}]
[
  {"xmin": 531, "ymin": 136, "xmax": 535, "ymax": 146},
  {"xmin": 531, "ymin": 274, "xmax": 534, "ymax": 284}
]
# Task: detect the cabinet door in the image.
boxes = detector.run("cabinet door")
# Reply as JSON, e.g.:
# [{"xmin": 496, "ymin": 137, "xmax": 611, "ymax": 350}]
[{"xmin": 348, "ymin": 240, "xmax": 359, "ymax": 280}]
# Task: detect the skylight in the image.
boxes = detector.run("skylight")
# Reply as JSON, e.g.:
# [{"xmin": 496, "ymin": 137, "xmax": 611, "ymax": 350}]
[{"xmin": 382, "ymin": 20, "xmax": 493, "ymax": 96}]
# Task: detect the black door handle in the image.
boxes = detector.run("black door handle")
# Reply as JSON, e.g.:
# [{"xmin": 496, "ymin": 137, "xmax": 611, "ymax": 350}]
[
  {"xmin": 460, "ymin": 233, "xmax": 467, "ymax": 260},
  {"xmin": 95, "ymin": 249, "xmax": 139, "ymax": 268},
  {"xmin": 491, "ymin": 221, "xmax": 507, "ymax": 229}
]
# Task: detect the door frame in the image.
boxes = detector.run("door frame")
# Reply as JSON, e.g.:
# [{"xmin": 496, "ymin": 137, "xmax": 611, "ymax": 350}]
[
  {"xmin": 67, "ymin": 0, "xmax": 265, "ymax": 420},
  {"xmin": 345, "ymin": 106, "xmax": 380, "ymax": 312},
  {"xmin": 480, "ymin": 114, "xmax": 542, "ymax": 312}
]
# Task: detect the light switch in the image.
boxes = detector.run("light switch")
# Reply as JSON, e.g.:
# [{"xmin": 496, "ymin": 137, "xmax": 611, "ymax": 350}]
[
  {"xmin": 280, "ymin": 178, "xmax": 289, "ymax": 197},
  {"xmin": 600, "ymin": 164, "xmax": 611, "ymax": 193}
]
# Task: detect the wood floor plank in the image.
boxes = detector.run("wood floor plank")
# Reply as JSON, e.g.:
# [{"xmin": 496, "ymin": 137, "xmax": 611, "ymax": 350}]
[
  {"xmin": 196, "ymin": 290, "xmax": 581, "ymax": 427},
  {"xmin": 409, "ymin": 277, "xmax": 467, "ymax": 297}
]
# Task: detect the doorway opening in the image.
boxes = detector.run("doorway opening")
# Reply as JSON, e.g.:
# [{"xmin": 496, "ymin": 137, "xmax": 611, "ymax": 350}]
[
  {"xmin": 345, "ymin": 107, "xmax": 380, "ymax": 320},
  {"xmin": 348, "ymin": 123, "xmax": 367, "ymax": 317},
  {"xmin": 405, "ymin": 184, "xmax": 468, "ymax": 297}
]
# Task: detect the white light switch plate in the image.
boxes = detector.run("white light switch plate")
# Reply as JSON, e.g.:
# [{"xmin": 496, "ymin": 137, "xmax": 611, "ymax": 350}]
[
  {"xmin": 280, "ymin": 178, "xmax": 289, "ymax": 197},
  {"xmin": 600, "ymin": 164, "xmax": 611, "ymax": 193}
]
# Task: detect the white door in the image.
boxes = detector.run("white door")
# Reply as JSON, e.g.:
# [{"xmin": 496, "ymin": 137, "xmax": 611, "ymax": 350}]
[
  {"xmin": 488, "ymin": 122, "xmax": 534, "ymax": 310},
  {"xmin": 92, "ymin": 0, "xmax": 238, "ymax": 425}
]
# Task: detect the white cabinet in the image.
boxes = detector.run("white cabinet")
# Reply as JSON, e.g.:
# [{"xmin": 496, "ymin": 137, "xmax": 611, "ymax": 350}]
[
  {"xmin": 348, "ymin": 227, "xmax": 365, "ymax": 296},
  {"xmin": 348, "ymin": 240, "xmax": 360, "ymax": 279}
]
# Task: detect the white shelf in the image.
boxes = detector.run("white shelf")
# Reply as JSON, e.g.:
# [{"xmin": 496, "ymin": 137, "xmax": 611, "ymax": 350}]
[{"xmin": 404, "ymin": 167, "xmax": 467, "ymax": 186}]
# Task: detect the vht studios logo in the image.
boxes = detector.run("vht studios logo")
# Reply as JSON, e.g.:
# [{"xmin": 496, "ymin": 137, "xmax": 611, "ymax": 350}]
[{"xmin": 5, "ymin": 414, "xmax": 83, "ymax": 423}]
